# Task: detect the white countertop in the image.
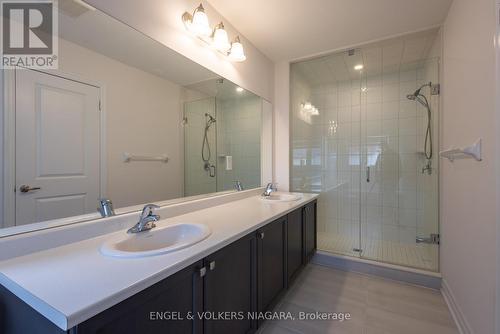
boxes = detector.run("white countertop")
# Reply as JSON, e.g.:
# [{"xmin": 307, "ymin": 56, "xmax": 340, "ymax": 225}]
[{"xmin": 0, "ymin": 192, "xmax": 317, "ymax": 330}]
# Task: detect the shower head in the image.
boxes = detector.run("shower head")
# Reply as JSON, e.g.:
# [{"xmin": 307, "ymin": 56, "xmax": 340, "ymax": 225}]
[
  {"xmin": 406, "ymin": 82, "xmax": 434, "ymax": 108},
  {"xmin": 205, "ymin": 113, "xmax": 216, "ymax": 124}
]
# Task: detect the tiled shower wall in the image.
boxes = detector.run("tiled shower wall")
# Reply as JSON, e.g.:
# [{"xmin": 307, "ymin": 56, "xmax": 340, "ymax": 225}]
[
  {"xmin": 184, "ymin": 95, "xmax": 262, "ymax": 196},
  {"xmin": 183, "ymin": 98, "xmax": 217, "ymax": 196},
  {"xmin": 359, "ymin": 60, "xmax": 440, "ymax": 245},
  {"xmin": 216, "ymin": 96, "xmax": 262, "ymax": 191},
  {"xmin": 291, "ymin": 59, "xmax": 439, "ymax": 248}
]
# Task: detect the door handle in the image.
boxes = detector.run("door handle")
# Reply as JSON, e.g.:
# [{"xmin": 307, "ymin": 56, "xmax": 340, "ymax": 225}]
[
  {"xmin": 19, "ymin": 185, "xmax": 41, "ymax": 193},
  {"xmin": 366, "ymin": 166, "xmax": 370, "ymax": 183}
]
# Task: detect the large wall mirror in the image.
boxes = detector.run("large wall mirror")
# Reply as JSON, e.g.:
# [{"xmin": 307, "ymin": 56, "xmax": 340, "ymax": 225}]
[{"xmin": 1, "ymin": 2, "xmax": 272, "ymax": 236}]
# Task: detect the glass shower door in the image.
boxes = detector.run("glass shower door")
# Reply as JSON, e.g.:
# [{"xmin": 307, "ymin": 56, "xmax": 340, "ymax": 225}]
[
  {"xmin": 183, "ymin": 97, "xmax": 217, "ymax": 196},
  {"xmin": 359, "ymin": 58, "xmax": 440, "ymax": 272}
]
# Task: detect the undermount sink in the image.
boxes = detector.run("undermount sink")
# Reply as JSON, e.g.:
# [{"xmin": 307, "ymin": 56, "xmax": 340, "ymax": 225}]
[
  {"xmin": 260, "ymin": 193, "xmax": 302, "ymax": 202},
  {"xmin": 100, "ymin": 223, "xmax": 211, "ymax": 258}
]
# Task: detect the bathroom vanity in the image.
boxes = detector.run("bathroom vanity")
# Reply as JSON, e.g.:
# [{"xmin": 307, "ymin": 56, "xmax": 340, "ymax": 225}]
[{"xmin": 0, "ymin": 194, "xmax": 317, "ymax": 334}]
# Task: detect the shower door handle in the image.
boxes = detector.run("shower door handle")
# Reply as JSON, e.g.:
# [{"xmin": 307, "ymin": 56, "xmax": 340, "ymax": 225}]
[
  {"xmin": 366, "ymin": 166, "xmax": 370, "ymax": 183},
  {"xmin": 209, "ymin": 164, "xmax": 216, "ymax": 177}
]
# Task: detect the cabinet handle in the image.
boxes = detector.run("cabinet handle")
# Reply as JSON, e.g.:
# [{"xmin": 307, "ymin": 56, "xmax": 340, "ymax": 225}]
[
  {"xmin": 258, "ymin": 231, "xmax": 265, "ymax": 239},
  {"xmin": 199, "ymin": 267, "xmax": 207, "ymax": 277},
  {"xmin": 209, "ymin": 261, "xmax": 216, "ymax": 271}
]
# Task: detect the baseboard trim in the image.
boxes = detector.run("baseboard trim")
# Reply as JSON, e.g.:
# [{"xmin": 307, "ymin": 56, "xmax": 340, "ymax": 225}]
[
  {"xmin": 312, "ymin": 250, "xmax": 442, "ymax": 290},
  {"xmin": 441, "ymin": 279, "xmax": 473, "ymax": 334}
]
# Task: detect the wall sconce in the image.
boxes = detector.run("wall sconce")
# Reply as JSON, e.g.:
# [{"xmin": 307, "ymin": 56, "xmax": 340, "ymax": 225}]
[
  {"xmin": 228, "ymin": 36, "xmax": 246, "ymax": 62},
  {"xmin": 182, "ymin": 4, "xmax": 211, "ymax": 37},
  {"xmin": 301, "ymin": 102, "xmax": 320, "ymax": 116},
  {"xmin": 212, "ymin": 22, "xmax": 231, "ymax": 52},
  {"xmin": 182, "ymin": 3, "xmax": 246, "ymax": 62}
]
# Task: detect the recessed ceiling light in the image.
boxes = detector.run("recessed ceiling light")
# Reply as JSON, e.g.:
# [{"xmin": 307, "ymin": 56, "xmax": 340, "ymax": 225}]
[
  {"xmin": 354, "ymin": 64, "xmax": 364, "ymax": 71},
  {"xmin": 236, "ymin": 87, "xmax": 244, "ymax": 92}
]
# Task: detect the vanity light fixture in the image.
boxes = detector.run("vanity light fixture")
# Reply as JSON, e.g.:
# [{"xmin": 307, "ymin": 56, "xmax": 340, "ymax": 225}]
[
  {"xmin": 182, "ymin": 4, "xmax": 246, "ymax": 62},
  {"xmin": 302, "ymin": 102, "xmax": 313, "ymax": 111},
  {"xmin": 301, "ymin": 102, "xmax": 320, "ymax": 116},
  {"xmin": 212, "ymin": 22, "xmax": 231, "ymax": 52},
  {"xmin": 228, "ymin": 36, "xmax": 246, "ymax": 62},
  {"xmin": 182, "ymin": 4, "xmax": 211, "ymax": 37},
  {"xmin": 354, "ymin": 64, "xmax": 364, "ymax": 71}
]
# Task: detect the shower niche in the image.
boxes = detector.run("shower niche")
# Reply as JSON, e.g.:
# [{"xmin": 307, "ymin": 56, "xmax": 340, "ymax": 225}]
[
  {"xmin": 290, "ymin": 29, "xmax": 441, "ymax": 272},
  {"xmin": 183, "ymin": 79, "xmax": 263, "ymax": 196}
]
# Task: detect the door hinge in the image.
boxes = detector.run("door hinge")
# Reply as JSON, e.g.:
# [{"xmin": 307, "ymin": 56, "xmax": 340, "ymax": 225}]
[
  {"xmin": 416, "ymin": 234, "xmax": 440, "ymax": 245},
  {"xmin": 199, "ymin": 267, "xmax": 207, "ymax": 277},
  {"xmin": 430, "ymin": 84, "xmax": 440, "ymax": 95}
]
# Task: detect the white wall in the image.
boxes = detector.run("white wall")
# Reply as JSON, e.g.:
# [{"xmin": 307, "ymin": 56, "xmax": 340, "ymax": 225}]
[
  {"xmin": 57, "ymin": 38, "xmax": 184, "ymax": 208},
  {"xmin": 84, "ymin": 0, "xmax": 274, "ymax": 103},
  {"xmin": 441, "ymin": 0, "xmax": 498, "ymax": 333}
]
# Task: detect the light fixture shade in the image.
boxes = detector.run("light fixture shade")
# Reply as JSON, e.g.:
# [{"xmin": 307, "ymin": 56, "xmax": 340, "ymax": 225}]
[
  {"xmin": 190, "ymin": 4, "xmax": 211, "ymax": 37},
  {"xmin": 228, "ymin": 36, "xmax": 246, "ymax": 62},
  {"xmin": 212, "ymin": 22, "xmax": 231, "ymax": 52}
]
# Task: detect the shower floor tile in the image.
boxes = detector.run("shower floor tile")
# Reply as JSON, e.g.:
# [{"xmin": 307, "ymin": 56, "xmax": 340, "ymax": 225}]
[{"xmin": 317, "ymin": 231, "xmax": 438, "ymax": 271}]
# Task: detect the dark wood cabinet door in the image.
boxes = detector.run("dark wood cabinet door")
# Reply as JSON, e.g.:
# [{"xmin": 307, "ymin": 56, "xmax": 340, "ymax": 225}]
[
  {"xmin": 76, "ymin": 261, "xmax": 204, "ymax": 334},
  {"xmin": 304, "ymin": 201, "xmax": 317, "ymax": 262},
  {"xmin": 287, "ymin": 208, "xmax": 303, "ymax": 284},
  {"xmin": 204, "ymin": 233, "xmax": 257, "ymax": 334},
  {"xmin": 257, "ymin": 217, "xmax": 286, "ymax": 316},
  {"xmin": 0, "ymin": 285, "xmax": 67, "ymax": 334}
]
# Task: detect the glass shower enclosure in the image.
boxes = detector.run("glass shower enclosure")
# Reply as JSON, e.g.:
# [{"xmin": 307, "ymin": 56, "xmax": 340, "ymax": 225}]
[
  {"xmin": 290, "ymin": 30, "xmax": 440, "ymax": 272},
  {"xmin": 183, "ymin": 79, "xmax": 263, "ymax": 197}
]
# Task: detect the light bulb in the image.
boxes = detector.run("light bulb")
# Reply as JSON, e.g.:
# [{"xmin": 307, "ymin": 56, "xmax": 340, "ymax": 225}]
[
  {"xmin": 228, "ymin": 36, "xmax": 246, "ymax": 62},
  {"xmin": 188, "ymin": 4, "xmax": 211, "ymax": 37},
  {"xmin": 212, "ymin": 22, "xmax": 231, "ymax": 52}
]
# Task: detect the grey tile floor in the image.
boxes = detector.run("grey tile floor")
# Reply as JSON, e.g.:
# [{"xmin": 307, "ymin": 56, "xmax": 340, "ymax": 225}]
[{"xmin": 258, "ymin": 264, "xmax": 458, "ymax": 334}]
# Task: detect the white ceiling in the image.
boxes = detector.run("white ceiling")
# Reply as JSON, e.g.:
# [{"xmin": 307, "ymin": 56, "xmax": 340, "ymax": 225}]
[
  {"xmin": 293, "ymin": 28, "xmax": 439, "ymax": 86},
  {"xmin": 207, "ymin": 0, "xmax": 453, "ymax": 61}
]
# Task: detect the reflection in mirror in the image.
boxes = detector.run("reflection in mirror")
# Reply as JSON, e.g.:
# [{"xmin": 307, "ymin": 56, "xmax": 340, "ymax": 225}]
[{"xmin": 1, "ymin": 2, "xmax": 264, "ymax": 233}]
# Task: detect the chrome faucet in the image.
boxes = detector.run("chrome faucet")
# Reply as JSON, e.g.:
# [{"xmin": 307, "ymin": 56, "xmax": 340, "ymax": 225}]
[
  {"xmin": 262, "ymin": 183, "xmax": 277, "ymax": 197},
  {"xmin": 127, "ymin": 204, "xmax": 160, "ymax": 234},
  {"xmin": 97, "ymin": 198, "xmax": 115, "ymax": 218},
  {"xmin": 234, "ymin": 180, "xmax": 243, "ymax": 191}
]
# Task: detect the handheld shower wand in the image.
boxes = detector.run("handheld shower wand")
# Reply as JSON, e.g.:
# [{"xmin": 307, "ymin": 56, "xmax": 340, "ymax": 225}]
[
  {"xmin": 407, "ymin": 82, "xmax": 433, "ymax": 168},
  {"xmin": 202, "ymin": 113, "xmax": 216, "ymax": 177}
]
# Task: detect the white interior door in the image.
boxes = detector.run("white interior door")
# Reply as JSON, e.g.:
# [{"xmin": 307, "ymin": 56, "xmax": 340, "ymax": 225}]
[{"xmin": 15, "ymin": 69, "xmax": 101, "ymax": 225}]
